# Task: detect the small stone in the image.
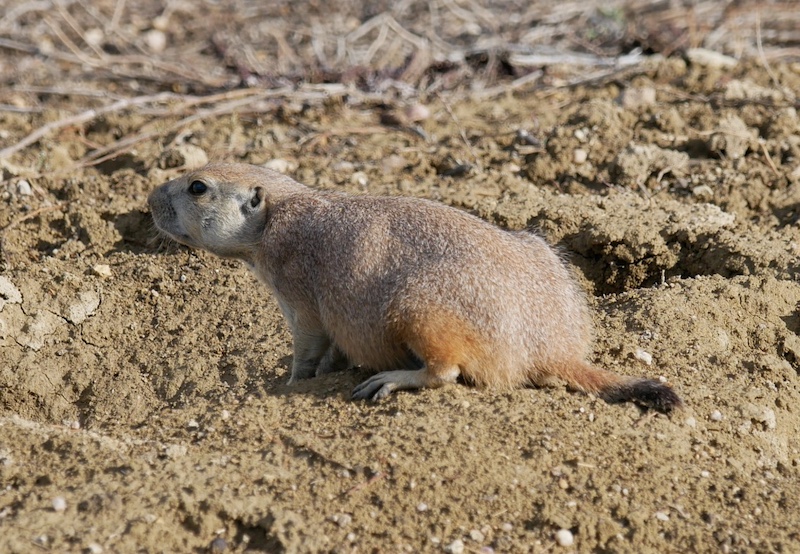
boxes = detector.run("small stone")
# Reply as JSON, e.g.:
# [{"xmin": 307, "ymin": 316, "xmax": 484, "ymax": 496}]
[
  {"xmin": 700, "ymin": 470, "xmax": 710, "ymax": 478},
  {"xmin": 263, "ymin": 159, "xmax": 296, "ymax": 174},
  {"xmin": 654, "ymin": 511, "xmax": 669, "ymax": 522},
  {"xmin": 86, "ymin": 542, "xmax": 104, "ymax": 554},
  {"xmin": 634, "ymin": 348, "xmax": 653, "ymax": 365},
  {"xmin": 0, "ymin": 276, "xmax": 23, "ymax": 307},
  {"xmin": 686, "ymin": 48, "xmax": 738, "ymax": 69},
  {"xmin": 445, "ymin": 539, "xmax": 465, "ymax": 554},
  {"xmin": 469, "ymin": 529, "xmax": 485, "ymax": 542},
  {"xmin": 685, "ymin": 417, "xmax": 697, "ymax": 428},
  {"xmin": 145, "ymin": 29, "xmax": 167, "ymax": 53},
  {"xmin": 220, "ymin": 410, "xmax": 231, "ymax": 420},
  {"xmin": 16, "ymin": 180, "xmax": 32, "ymax": 196},
  {"xmin": 84, "ymin": 28, "xmax": 104, "ymax": 46},
  {"xmin": 187, "ymin": 419, "xmax": 200, "ymax": 429},
  {"xmin": 405, "ymin": 103, "xmax": 430, "ymax": 122},
  {"xmin": 209, "ymin": 537, "xmax": 227, "ymax": 553},
  {"xmin": 164, "ymin": 444, "xmax": 187, "ymax": 458},
  {"xmin": 500, "ymin": 523, "xmax": 513, "ymax": 532},
  {"xmin": 70, "ymin": 420, "xmax": 81, "ymax": 430},
  {"xmin": 92, "ymin": 264, "xmax": 112, "ymax": 278},
  {"xmin": 692, "ymin": 184, "xmax": 714, "ymax": 199},
  {"xmin": 158, "ymin": 144, "xmax": 208, "ymax": 170},
  {"xmin": 620, "ymin": 87, "xmax": 657, "ymax": 109},
  {"xmin": 350, "ymin": 172, "xmax": 368, "ymax": 187},
  {"xmin": 573, "ymin": 148, "xmax": 588, "ymax": 164},
  {"xmin": 52, "ymin": 496, "xmax": 67, "ymax": 512},
  {"xmin": 710, "ymin": 410, "xmax": 723, "ymax": 421},
  {"xmin": 152, "ymin": 16, "xmax": 170, "ymax": 31},
  {"xmin": 331, "ymin": 160, "xmax": 355, "ymax": 172},
  {"xmin": 416, "ymin": 502, "xmax": 428, "ymax": 512},
  {"xmin": 329, "ymin": 513, "xmax": 352, "ymax": 527},
  {"xmin": 555, "ymin": 529, "xmax": 574, "ymax": 547},
  {"xmin": 65, "ymin": 291, "xmax": 101, "ymax": 324}
]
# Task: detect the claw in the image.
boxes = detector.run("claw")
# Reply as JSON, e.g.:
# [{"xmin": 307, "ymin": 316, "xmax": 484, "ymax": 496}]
[{"xmin": 351, "ymin": 369, "xmax": 432, "ymax": 401}]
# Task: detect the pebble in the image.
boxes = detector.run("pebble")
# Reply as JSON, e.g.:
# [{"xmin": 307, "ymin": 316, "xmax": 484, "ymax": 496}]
[
  {"xmin": 164, "ymin": 444, "xmax": 187, "ymax": 458},
  {"xmin": 685, "ymin": 416, "xmax": 697, "ymax": 428},
  {"xmin": 573, "ymin": 148, "xmax": 588, "ymax": 164},
  {"xmin": 329, "ymin": 513, "xmax": 352, "ymax": 527},
  {"xmin": 0, "ymin": 276, "xmax": 23, "ymax": 306},
  {"xmin": 620, "ymin": 87, "xmax": 657, "ymax": 109},
  {"xmin": 634, "ymin": 348, "xmax": 653, "ymax": 365},
  {"xmin": 52, "ymin": 496, "xmax": 67, "ymax": 512},
  {"xmin": 350, "ymin": 171, "xmax": 369, "ymax": 187},
  {"xmin": 710, "ymin": 410, "xmax": 723, "ymax": 421},
  {"xmin": 145, "ymin": 29, "xmax": 167, "ymax": 53},
  {"xmin": 65, "ymin": 291, "xmax": 101, "ymax": 324},
  {"xmin": 84, "ymin": 28, "xmax": 104, "ymax": 46},
  {"xmin": 654, "ymin": 511, "xmax": 670, "ymax": 521},
  {"xmin": 209, "ymin": 537, "xmax": 227, "ymax": 552},
  {"xmin": 555, "ymin": 529, "xmax": 574, "ymax": 547},
  {"xmin": 92, "ymin": 264, "xmax": 112, "ymax": 279},
  {"xmin": 86, "ymin": 543, "xmax": 104, "ymax": 554},
  {"xmin": 416, "ymin": 502, "xmax": 428, "ymax": 512},
  {"xmin": 686, "ymin": 48, "xmax": 738, "ymax": 69},
  {"xmin": 405, "ymin": 103, "xmax": 430, "ymax": 122},
  {"xmin": 152, "ymin": 15, "xmax": 170, "ymax": 31},
  {"xmin": 444, "ymin": 539, "xmax": 465, "ymax": 554},
  {"xmin": 331, "ymin": 160, "xmax": 355, "ymax": 172},
  {"xmin": 158, "ymin": 144, "xmax": 208, "ymax": 170},
  {"xmin": 263, "ymin": 159, "xmax": 296, "ymax": 174},
  {"xmin": 692, "ymin": 184, "xmax": 714, "ymax": 199},
  {"xmin": 500, "ymin": 522, "xmax": 513, "ymax": 532},
  {"xmin": 16, "ymin": 180, "xmax": 32, "ymax": 196},
  {"xmin": 469, "ymin": 529, "xmax": 485, "ymax": 542}
]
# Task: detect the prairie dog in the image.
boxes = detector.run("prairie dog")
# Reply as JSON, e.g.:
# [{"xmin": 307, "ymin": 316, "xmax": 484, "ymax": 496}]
[{"xmin": 148, "ymin": 163, "xmax": 681, "ymax": 412}]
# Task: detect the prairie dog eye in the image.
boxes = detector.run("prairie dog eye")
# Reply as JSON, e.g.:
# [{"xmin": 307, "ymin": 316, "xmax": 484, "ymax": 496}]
[{"xmin": 188, "ymin": 180, "xmax": 207, "ymax": 195}]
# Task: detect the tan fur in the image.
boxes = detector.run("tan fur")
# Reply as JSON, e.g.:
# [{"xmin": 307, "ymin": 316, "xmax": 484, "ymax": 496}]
[{"xmin": 148, "ymin": 162, "xmax": 682, "ymax": 411}]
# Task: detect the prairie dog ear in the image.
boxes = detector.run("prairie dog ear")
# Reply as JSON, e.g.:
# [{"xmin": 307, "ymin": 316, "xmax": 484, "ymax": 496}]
[{"xmin": 249, "ymin": 186, "xmax": 265, "ymax": 209}]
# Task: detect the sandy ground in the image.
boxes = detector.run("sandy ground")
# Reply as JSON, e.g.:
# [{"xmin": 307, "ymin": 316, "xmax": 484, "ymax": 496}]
[{"xmin": 1, "ymin": 2, "xmax": 800, "ymax": 553}]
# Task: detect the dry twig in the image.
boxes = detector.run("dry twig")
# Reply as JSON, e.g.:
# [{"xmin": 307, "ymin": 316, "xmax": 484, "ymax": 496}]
[
  {"xmin": 0, "ymin": 92, "xmax": 177, "ymax": 161},
  {"xmin": 437, "ymin": 92, "xmax": 481, "ymax": 170}
]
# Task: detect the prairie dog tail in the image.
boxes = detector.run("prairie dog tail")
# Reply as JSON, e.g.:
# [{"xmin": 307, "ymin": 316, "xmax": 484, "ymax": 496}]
[{"xmin": 552, "ymin": 361, "xmax": 682, "ymax": 413}]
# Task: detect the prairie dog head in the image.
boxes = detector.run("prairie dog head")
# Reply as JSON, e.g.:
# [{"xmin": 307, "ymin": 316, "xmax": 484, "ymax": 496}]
[{"xmin": 148, "ymin": 163, "xmax": 306, "ymax": 260}]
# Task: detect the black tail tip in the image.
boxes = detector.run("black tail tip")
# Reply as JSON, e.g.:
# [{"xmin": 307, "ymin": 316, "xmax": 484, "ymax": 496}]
[{"xmin": 601, "ymin": 379, "xmax": 683, "ymax": 413}]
